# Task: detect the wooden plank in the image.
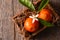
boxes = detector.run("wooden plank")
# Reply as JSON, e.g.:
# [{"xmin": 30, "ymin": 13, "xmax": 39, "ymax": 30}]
[
  {"xmin": 13, "ymin": 0, "xmax": 28, "ymax": 40},
  {"xmin": 0, "ymin": 38, "xmax": 2, "ymax": 40},
  {"xmin": 1, "ymin": 0, "xmax": 14, "ymax": 40},
  {"xmin": 13, "ymin": 0, "xmax": 24, "ymax": 40},
  {"xmin": 0, "ymin": 0, "xmax": 2, "ymax": 39}
]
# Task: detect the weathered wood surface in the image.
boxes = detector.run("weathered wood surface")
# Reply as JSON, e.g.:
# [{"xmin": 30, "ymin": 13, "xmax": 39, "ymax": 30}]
[
  {"xmin": 0, "ymin": 0, "xmax": 14, "ymax": 40},
  {"xmin": 0, "ymin": 0, "xmax": 60, "ymax": 40},
  {"xmin": 13, "ymin": 0, "xmax": 25, "ymax": 40},
  {"xmin": 0, "ymin": 0, "xmax": 2, "ymax": 39}
]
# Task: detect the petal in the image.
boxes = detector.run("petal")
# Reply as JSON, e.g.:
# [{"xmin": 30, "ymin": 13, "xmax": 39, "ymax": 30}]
[
  {"xmin": 32, "ymin": 19, "xmax": 35, "ymax": 23},
  {"xmin": 29, "ymin": 16, "xmax": 33, "ymax": 18},
  {"xmin": 34, "ymin": 18, "xmax": 38, "ymax": 21},
  {"xmin": 36, "ymin": 14, "xmax": 39, "ymax": 17}
]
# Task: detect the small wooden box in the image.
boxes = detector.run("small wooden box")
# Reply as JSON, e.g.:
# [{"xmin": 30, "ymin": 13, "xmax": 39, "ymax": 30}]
[{"xmin": 12, "ymin": 0, "xmax": 59, "ymax": 40}]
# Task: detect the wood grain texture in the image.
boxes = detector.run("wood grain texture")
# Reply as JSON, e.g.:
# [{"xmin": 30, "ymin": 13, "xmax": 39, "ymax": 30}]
[
  {"xmin": 13, "ymin": 0, "xmax": 24, "ymax": 40},
  {"xmin": 50, "ymin": 0, "xmax": 60, "ymax": 15},
  {"xmin": 0, "ymin": 0, "xmax": 2, "ymax": 38},
  {"xmin": 0, "ymin": 0, "xmax": 14, "ymax": 40}
]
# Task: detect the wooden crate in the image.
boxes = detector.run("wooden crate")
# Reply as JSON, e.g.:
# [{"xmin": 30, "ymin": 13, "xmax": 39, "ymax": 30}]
[{"xmin": 12, "ymin": 0, "xmax": 59, "ymax": 40}]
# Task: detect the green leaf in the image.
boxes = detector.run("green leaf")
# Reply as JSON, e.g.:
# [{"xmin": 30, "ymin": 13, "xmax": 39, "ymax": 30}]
[
  {"xmin": 19, "ymin": 0, "xmax": 35, "ymax": 11},
  {"xmin": 37, "ymin": 0, "xmax": 49, "ymax": 12},
  {"xmin": 37, "ymin": 18, "xmax": 54, "ymax": 27}
]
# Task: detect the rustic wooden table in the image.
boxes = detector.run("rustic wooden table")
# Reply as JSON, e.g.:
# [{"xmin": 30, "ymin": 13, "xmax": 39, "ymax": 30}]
[{"xmin": 0, "ymin": 0, "xmax": 60, "ymax": 40}]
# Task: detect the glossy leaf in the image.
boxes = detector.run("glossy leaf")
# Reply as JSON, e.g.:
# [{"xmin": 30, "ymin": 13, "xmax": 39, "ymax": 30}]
[
  {"xmin": 19, "ymin": 0, "xmax": 35, "ymax": 11},
  {"xmin": 37, "ymin": 18, "xmax": 54, "ymax": 27},
  {"xmin": 37, "ymin": 0, "xmax": 49, "ymax": 12}
]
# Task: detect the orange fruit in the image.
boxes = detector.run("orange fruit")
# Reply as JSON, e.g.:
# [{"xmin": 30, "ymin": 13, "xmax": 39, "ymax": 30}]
[
  {"xmin": 24, "ymin": 18, "xmax": 39, "ymax": 32},
  {"xmin": 38, "ymin": 9, "xmax": 52, "ymax": 21}
]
